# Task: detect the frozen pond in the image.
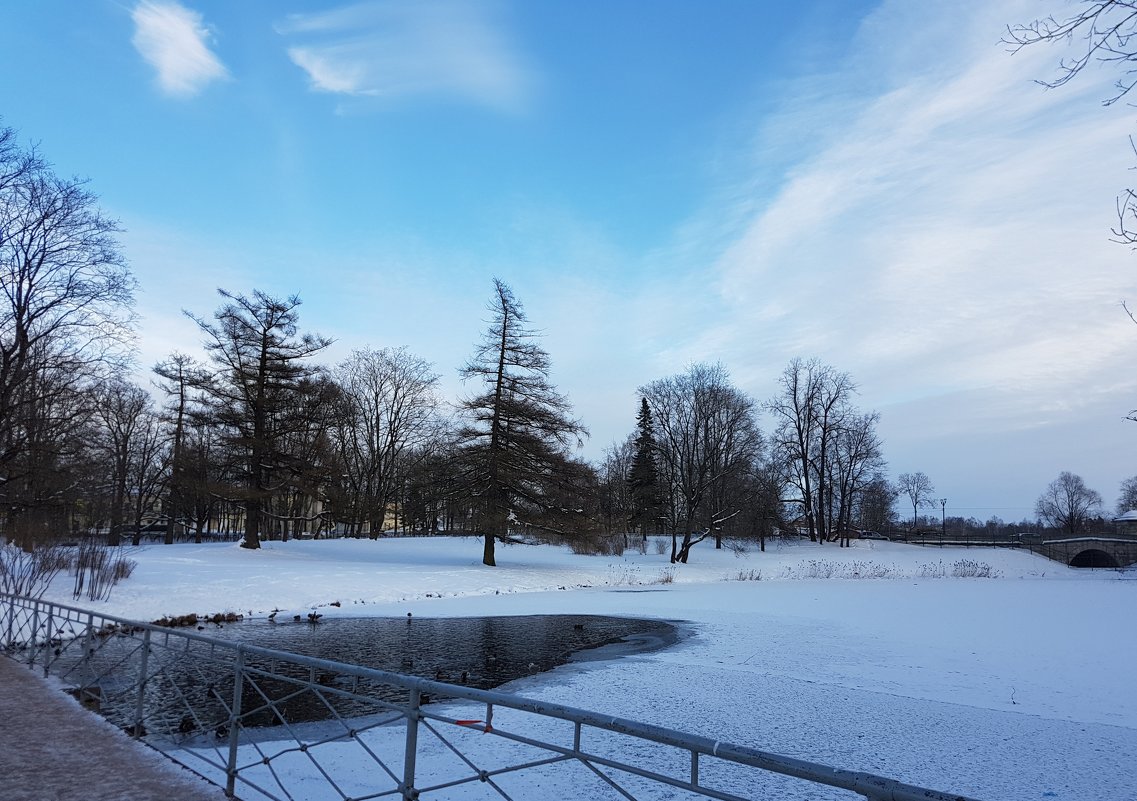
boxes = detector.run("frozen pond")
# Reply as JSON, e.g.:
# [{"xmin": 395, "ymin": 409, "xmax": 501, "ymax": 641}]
[{"xmin": 207, "ymin": 613, "xmax": 679, "ymax": 692}]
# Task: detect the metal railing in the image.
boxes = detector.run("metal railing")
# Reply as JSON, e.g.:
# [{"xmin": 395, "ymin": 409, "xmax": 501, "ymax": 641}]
[{"xmin": 1, "ymin": 593, "xmax": 983, "ymax": 801}]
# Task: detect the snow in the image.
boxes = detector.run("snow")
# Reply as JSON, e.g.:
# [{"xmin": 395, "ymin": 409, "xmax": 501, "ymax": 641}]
[{"xmin": 34, "ymin": 536, "xmax": 1137, "ymax": 800}]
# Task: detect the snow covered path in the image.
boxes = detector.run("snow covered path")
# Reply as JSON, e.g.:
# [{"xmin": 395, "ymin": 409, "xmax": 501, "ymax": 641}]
[
  {"xmin": 0, "ymin": 657, "xmax": 227, "ymax": 801},
  {"xmin": 29, "ymin": 537, "xmax": 1137, "ymax": 800}
]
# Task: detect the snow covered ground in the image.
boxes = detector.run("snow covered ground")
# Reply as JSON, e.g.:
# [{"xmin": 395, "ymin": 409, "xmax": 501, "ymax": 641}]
[{"xmin": 35, "ymin": 536, "xmax": 1137, "ymax": 800}]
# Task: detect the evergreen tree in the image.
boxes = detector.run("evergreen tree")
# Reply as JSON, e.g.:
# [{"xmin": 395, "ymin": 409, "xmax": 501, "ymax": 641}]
[
  {"xmin": 626, "ymin": 397, "xmax": 662, "ymax": 541},
  {"xmin": 458, "ymin": 279, "xmax": 587, "ymax": 566}
]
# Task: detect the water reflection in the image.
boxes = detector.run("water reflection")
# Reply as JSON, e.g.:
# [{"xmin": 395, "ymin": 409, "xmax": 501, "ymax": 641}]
[
  {"xmin": 59, "ymin": 614, "xmax": 677, "ymax": 733},
  {"xmin": 210, "ymin": 614, "xmax": 676, "ymax": 691}
]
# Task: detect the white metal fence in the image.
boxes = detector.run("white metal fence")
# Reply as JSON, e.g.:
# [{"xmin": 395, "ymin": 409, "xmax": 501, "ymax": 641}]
[{"xmin": 1, "ymin": 593, "xmax": 983, "ymax": 801}]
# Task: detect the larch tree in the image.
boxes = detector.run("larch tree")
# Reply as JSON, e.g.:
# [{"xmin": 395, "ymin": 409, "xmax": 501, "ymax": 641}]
[
  {"xmin": 189, "ymin": 289, "xmax": 331, "ymax": 550},
  {"xmin": 458, "ymin": 279, "xmax": 587, "ymax": 566}
]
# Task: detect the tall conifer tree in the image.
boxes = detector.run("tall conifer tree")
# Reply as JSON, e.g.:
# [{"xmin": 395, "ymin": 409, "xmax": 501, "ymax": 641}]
[
  {"xmin": 189, "ymin": 290, "xmax": 331, "ymax": 550},
  {"xmin": 627, "ymin": 397, "xmax": 662, "ymax": 540},
  {"xmin": 459, "ymin": 279, "xmax": 586, "ymax": 566}
]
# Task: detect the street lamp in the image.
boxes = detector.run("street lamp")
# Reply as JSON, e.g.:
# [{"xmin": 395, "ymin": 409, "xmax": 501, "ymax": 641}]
[{"xmin": 940, "ymin": 498, "xmax": 947, "ymax": 540}]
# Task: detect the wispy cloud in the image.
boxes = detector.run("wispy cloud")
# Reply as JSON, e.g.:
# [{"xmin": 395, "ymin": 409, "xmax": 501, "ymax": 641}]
[
  {"xmin": 131, "ymin": 1, "xmax": 228, "ymax": 98},
  {"xmin": 689, "ymin": 0, "xmax": 1136, "ymax": 431},
  {"xmin": 277, "ymin": 0, "xmax": 534, "ymax": 112},
  {"xmin": 609, "ymin": 0, "xmax": 1137, "ymax": 513}
]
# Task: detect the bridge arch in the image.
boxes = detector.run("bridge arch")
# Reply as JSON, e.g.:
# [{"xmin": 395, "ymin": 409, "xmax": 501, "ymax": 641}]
[{"xmin": 1069, "ymin": 549, "xmax": 1120, "ymax": 568}]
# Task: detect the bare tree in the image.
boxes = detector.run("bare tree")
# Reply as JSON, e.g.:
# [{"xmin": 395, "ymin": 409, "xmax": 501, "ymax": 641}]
[
  {"xmin": 331, "ymin": 347, "xmax": 440, "ymax": 537},
  {"xmin": 267, "ymin": 375, "xmax": 340, "ymax": 540},
  {"xmin": 92, "ymin": 380, "xmax": 151, "ymax": 545},
  {"xmin": 125, "ymin": 408, "xmax": 168, "ymax": 546},
  {"xmin": 0, "ymin": 125, "xmax": 135, "ymax": 544},
  {"xmin": 397, "ymin": 426, "xmax": 463, "ymax": 535},
  {"xmin": 458, "ymin": 279, "xmax": 587, "ymax": 566},
  {"xmin": 1117, "ymin": 474, "xmax": 1137, "ymax": 515},
  {"xmin": 855, "ymin": 474, "xmax": 898, "ymax": 534},
  {"xmin": 897, "ymin": 471, "xmax": 936, "ymax": 531},
  {"xmin": 154, "ymin": 353, "xmax": 209, "ymax": 544},
  {"xmin": 1035, "ymin": 471, "xmax": 1103, "ymax": 534},
  {"xmin": 829, "ymin": 411, "xmax": 886, "ymax": 546},
  {"xmin": 641, "ymin": 363, "xmax": 763, "ymax": 563},
  {"xmin": 766, "ymin": 358, "xmax": 858, "ymax": 542},
  {"xmin": 598, "ymin": 436, "xmax": 635, "ymax": 539},
  {"xmin": 733, "ymin": 460, "xmax": 784, "ymax": 552},
  {"xmin": 181, "ymin": 419, "xmax": 224, "ymax": 543},
  {"xmin": 1005, "ymin": 5, "xmax": 1137, "ymax": 245},
  {"xmin": 2, "ymin": 343, "xmax": 98, "ymax": 546},
  {"xmin": 189, "ymin": 289, "xmax": 332, "ymax": 550}
]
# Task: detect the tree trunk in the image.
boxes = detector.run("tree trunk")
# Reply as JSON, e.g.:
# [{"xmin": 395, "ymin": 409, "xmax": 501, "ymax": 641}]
[{"xmin": 243, "ymin": 498, "xmax": 262, "ymax": 549}]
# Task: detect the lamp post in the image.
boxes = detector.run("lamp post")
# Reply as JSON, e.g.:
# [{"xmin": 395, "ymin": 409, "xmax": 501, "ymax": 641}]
[{"xmin": 940, "ymin": 498, "xmax": 947, "ymax": 540}]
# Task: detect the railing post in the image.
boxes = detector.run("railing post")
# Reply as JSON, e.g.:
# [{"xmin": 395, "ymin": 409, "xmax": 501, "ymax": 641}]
[
  {"xmin": 42, "ymin": 603, "xmax": 54, "ymax": 677},
  {"xmin": 27, "ymin": 605, "xmax": 39, "ymax": 667},
  {"xmin": 401, "ymin": 688, "xmax": 421, "ymax": 800},
  {"xmin": 4, "ymin": 595, "xmax": 13, "ymax": 650},
  {"xmin": 226, "ymin": 647, "xmax": 245, "ymax": 798},
  {"xmin": 80, "ymin": 612, "xmax": 96, "ymax": 708},
  {"xmin": 133, "ymin": 629, "xmax": 151, "ymax": 737}
]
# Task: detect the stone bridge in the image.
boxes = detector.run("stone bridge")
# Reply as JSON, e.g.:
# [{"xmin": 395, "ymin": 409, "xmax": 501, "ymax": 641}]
[
  {"xmin": 894, "ymin": 533, "xmax": 1137, "ymax": 568},
  {"xmin": 1029, "ymin": 537, "xmax": 1137, "ymax": 568}
]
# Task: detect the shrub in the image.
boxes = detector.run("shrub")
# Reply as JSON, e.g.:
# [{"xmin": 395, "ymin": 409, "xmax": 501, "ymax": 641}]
[
  {"xmin": 72, "ymin": 540, "xmax": 136, "ymax": 602},
  {"xmin": 952, "ymin": 559, "xmax": 1000, "ymax": 578},
  {"xmin": 916, "ymin": 561, "xmax": 947, "ymax": 579},
  {"xmin": 916, "ymin": 560, "xmax": 1000, "ymax": 579},
  {"xmin": 654, "ymin": 538, "xmax": 669, "ymax": 556},
  {"xmin": 654, "ymin": 567, "xmax": 676, "ymax": 584},
  {"xmin": 112, "ymin": 557, "xmax": 137, "ymax": 582},
  {"xmin": 0, "ymin": 541, "xmax": 72, "ymax": 597},
  {"xmin": 779, "ymin": 560, "xmax": 902, "ymax": 580},
  {"xmin": 733, "ymin": 569, "xmax": 762, "ymax": 581},
  {"xmin": 568, "ymin": 533, "xmax": 626, "ymax": 556},
  {"xmin": 605, "ymin": 564, "xmax": 641, "ymax": 586},
  {"xmin": 725, "ymin": 539, "xmax": 750, "ymax": 556}
]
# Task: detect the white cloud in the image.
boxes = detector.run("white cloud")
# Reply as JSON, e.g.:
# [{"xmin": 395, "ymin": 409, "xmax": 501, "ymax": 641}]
[
  {"xmin": 690, "ymin": 0, "xmax": 1137, "ymax": 430},
  {"xmin": 131, "ymin": 1, "xmax": 228, "ymax": 98},
  {"xmin": 277, "ymin": 0, "xmax": 534, "ymax": 112},
  {"xmin": 605, "ymin": 0, "xmax": 1137, "ymax": 514}
]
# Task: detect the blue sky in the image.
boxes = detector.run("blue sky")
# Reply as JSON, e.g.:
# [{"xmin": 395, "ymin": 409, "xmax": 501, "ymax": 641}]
[{"xmin": 3, "ymin": 0, "xmax": 1134, "ymax": 522}]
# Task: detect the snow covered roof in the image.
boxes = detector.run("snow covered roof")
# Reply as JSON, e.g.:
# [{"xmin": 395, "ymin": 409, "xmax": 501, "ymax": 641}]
[{"xmin": 1114, "ymin": 509, "xmax": 1137, "ymax": 522}]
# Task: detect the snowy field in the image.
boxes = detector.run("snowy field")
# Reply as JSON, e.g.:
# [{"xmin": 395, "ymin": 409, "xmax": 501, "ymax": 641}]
[{"xmin": 36, "ymin": 536, "xmax": 1137, "ymax": 800}]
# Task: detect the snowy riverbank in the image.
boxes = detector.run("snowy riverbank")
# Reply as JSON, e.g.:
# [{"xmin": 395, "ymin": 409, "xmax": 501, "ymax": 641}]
[{"xmin": 36, "ymin": 537, "xmax": 1137, "ymax": 800}]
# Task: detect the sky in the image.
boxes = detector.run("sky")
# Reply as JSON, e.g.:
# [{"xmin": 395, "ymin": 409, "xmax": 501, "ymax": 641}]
[{"xmin": 2, "ymin": 0, "xmax": 1134, "ymax": 523}]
